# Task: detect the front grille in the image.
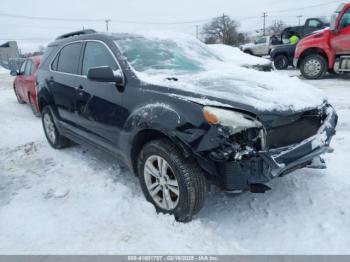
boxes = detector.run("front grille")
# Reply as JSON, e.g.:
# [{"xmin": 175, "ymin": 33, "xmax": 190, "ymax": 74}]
[{"xmin": 266, "ymin": 111, "xmax": 322, "ymax": 149}]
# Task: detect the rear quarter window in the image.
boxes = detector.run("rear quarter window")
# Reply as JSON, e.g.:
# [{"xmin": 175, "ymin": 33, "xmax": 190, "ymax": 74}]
[{"xmin": 39, "ymin": 46, "xmax": 56, "ymax": 69}]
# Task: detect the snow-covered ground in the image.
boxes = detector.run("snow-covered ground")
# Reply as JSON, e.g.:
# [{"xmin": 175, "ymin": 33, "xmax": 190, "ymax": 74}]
[{"xmin": 0, "ymin": 67, "xmax": 350, "ymax": 254}]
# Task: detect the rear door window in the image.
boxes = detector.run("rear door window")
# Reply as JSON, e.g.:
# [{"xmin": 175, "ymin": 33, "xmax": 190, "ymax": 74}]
[
  {"xmin": 56, "ymin": 42, "xmax": 82, "ymax": 74},
  {"xmin": 82, "ymin": 41, "xmax": 119, "ymax": 76}
]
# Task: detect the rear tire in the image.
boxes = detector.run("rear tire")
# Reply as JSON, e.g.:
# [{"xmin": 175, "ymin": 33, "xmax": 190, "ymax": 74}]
[
  {"xmin": 137, "ymin": 139, "xmax": 207, "ymax": 222},
  {"xmin": 300, "ymin": 54, "xmax": 327, "ymax": 80},
  {"xmin": 273, "ymin": 54, "xmax": 289, "ymax": 70},
  {"xmin": 244, "ymin": 50, "xmax": 253, "ymax": 55},
  {"xmin": 14, "ymin": 85, "xmax": 24, "ymax": 104},
  {"xmin": 42, "ymin": 106, "xmax": 70, "ymax": 149}
]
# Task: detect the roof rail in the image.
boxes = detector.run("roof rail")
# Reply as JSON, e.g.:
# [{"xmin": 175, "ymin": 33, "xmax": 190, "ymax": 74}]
[{"xmin": 56, "ymin": 29, "xmax": 97, "ymax": 40}]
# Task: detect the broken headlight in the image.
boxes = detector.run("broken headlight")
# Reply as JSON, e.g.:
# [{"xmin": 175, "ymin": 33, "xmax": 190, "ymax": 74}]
[{"xmin": 203, "ymin": 106, "xmax": 263, "ymax": 134}]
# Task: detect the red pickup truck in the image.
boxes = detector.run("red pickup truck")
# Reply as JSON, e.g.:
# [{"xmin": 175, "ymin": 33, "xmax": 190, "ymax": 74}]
[{"xmin": 294, "ymin": 2, "xmax": 350, "ymax": 79}]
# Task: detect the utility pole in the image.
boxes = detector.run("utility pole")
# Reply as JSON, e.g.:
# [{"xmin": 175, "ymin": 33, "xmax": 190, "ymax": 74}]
[
  {"xmin": 196, "ymin": 25, "xmax": 199, "ymax": 39},
  {"xmin": 105, "ymin": 19, "xmax": 111, "ymax": 32},
  {"xmin": 262, "ymin": 12, "xmax": 267, "ymax": 36},
  {"xmin": 297, "ymin": 15, "xmax": 303, "ymax": 25}
]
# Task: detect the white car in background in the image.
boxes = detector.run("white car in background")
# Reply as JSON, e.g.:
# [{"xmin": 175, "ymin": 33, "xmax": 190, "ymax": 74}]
[{"xmin": 208, "ymin": 44, "xmax": 272, "ymax": 71}]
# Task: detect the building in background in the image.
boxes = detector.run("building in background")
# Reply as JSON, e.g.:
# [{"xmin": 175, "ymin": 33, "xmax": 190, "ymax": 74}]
[{"xmin": 0, "ymin": 41, "xmax": 20, "ymax": 70}]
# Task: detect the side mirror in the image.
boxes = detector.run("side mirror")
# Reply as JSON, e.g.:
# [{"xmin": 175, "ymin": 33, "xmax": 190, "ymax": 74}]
[
  {"xmin": 10, "ymin": 70, "xmax": 18, "ymax": 76},
  {"xmin": 87, "ymin": 66, "xmax": 124, "ymax": 85}
]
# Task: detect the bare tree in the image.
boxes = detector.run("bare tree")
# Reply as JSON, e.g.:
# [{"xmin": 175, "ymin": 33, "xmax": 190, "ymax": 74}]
[
  {"xmin": 202, "ymin": 15, "xmax": 248, "ymax": 46},
  {"xmin": 267, "ymin": 20, "xmax": 287, "ymax": 36}
]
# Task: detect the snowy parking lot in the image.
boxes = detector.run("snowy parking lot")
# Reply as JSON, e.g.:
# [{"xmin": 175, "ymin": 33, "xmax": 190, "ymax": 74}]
[{"xmin": 0, "ymin": 67, "xmax": 350, "ymax": 254}]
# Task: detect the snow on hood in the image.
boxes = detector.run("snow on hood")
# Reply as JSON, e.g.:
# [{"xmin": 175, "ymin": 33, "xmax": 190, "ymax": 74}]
[
  {"xmin": 116, "ymin": 31, "xmax": 325, "ymax": 112},
  {"xmin": 208, "ymin": 44, "xmax": 271, "ymax": 67},
  {"xmin": 137, "ymin": 65, "xmax": 326, "ymax": 112}
]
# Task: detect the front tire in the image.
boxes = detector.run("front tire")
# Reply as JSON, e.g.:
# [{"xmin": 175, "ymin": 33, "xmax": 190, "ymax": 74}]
[
  {"xmin": 42, "ymin": 106, "xmax": 70, "ymax": 149},
  {"xmin": 137, "ymin": 139, "xmax": 207, "ymax": 222},
  {"xmin": 300, "ymin": 54, "xmax": 327, "ymax": 80},
  {"xmin": 273, "ymin": 54, "xmax": 289, "ymax": 70}
]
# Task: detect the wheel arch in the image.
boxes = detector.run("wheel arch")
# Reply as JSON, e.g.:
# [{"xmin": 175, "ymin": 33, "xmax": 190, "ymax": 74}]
[
  {"xmin": 38, "ymin": 97, "xmax": 49, "ymax": 112},
  {"xmin": 272, "ymin": 51, "xmax": 288, "ymax": 60},
  {"xmin": 130, "ymin": 128, "xmax": 191, "ymax": 176},
  {"xmin": 298, "ymin": 47, "xmax": 329, "ymax": 68}
]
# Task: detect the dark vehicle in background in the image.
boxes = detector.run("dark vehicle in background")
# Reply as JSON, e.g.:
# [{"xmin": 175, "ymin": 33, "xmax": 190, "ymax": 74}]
[
  {"xmin": 283, "ymin": 17, "xmax": 330, "ymax": 39},
  {"xmin": 240, "ymin": 18, "xmax": 329, "ymax": 59},
  {"xmin": 270, "ymin": 43, "xmax": 296, "ymax": 70},
  {"xmin": 11, "ymin": 56, "xmax": 41, "ymax": 115},
  {"xmin": 36, "ymin": 30, "xmax": 337, "ymax": 222},
  {"xmin": 270, "ymin": 18, "xmax": 330, "ymax": 70}
]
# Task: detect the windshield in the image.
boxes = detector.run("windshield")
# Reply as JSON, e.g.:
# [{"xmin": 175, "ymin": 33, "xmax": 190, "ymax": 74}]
[{"xmin": 114, "ymin": 36, "xmax": 222, "ymax": 73}]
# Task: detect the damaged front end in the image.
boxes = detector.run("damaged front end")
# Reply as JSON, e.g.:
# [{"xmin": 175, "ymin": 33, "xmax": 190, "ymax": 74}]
[{"xmin": 197, "ymin": 104, "xmax": 338, "ymax": 193}]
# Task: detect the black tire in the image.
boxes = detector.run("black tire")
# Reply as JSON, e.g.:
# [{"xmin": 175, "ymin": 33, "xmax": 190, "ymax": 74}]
[
  {"xmin": 14, "ymin": 85, "xmax": 25, "ymax": 104},
  {"xmin": 41, "ymin": 106, "xmax": 70, "ymax": 149},
  {"xmin": 244, "ymin": 50, "xmax": 253, "ymax": 55},
  {"xmin": 273, "ymin": 54, "xmax": 289, "ymax": 70},
  {"xmin": 137, "ymin": 139, "xmax": 207, "ymax": 222},
  {"xmin": 300, "ymin": 54, "xmax": 327, "ymax": 80}
]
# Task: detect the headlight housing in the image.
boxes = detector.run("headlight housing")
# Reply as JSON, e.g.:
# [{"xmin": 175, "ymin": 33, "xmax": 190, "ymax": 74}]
[{"xmin": 203, "ymin": 106, "xmax": 262, "ymax": 134}]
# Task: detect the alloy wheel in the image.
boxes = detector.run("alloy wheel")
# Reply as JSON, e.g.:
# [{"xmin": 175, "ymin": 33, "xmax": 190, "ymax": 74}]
[
  {"xmin": 144, "ymin": 155, "xmax": 180, "ymax": 211},
  {"xmin": 43, "ymin": 113, "xmax": 56, "ymax": 144}
]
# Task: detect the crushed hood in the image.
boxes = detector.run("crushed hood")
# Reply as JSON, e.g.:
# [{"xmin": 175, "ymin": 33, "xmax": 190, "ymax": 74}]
[{"xmin": 136, "ymin": 63, "xmax": 326, "ymax": 115}]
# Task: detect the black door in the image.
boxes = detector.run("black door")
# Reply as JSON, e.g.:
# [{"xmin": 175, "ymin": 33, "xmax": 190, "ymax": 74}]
[
  {"xmin": 49, "ymin": 42, "xmax": 83, "ymax": 125},
  {"xmin": 74, "ymin": 41, "xmax": 125, "ymax": 150}
]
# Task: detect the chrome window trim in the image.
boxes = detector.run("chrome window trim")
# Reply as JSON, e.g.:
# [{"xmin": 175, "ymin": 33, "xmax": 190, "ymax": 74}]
[{"xmin": 49, "ymin": 39, "xmax": 124, "ymax": 83}]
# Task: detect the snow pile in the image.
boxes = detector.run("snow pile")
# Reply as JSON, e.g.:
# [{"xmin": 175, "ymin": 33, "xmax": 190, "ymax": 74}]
[
  {"xmin": 208, "ymin": 44, "xmax": 271, "ymax": 66},
  {"xmin": 0, "ymin": 66, "xmax": 9, "ymax": 73},
  {"xmin": 116, "ymin": 32, "xmax": 325, "ymax": 112},
  {"xmin": 0, "ymin": 141, "xmax": 243, "ymax": 254}
]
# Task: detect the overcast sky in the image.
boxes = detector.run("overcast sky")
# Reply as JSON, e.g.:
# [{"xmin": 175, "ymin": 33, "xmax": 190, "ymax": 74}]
[{"xmin": 0, "ymin": 0, "xmax": 344, "ymax": 52}]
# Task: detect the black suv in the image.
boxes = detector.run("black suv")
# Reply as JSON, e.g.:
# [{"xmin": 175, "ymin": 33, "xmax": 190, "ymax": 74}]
[{"xmin": 36, "ymin": 29, "xmax": 337, "ymax": 222}]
